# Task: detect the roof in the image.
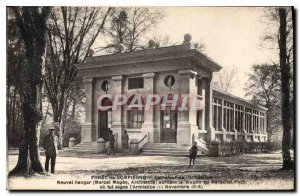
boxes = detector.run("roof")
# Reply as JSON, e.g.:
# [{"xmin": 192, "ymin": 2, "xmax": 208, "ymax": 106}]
[{"xmin": 77, "ymin": 44, "xmax": 222, "ymax": 73}]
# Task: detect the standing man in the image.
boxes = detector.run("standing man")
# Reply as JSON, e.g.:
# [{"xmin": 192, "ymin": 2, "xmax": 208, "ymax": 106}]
[
  {"xmin": 121, "ymin": 130, "xmax": 129, "ymax": 156},
  {"xmin": 42, "ymin": 124, "xmax": 58, "ymax": 174},
  {"xmin": 107, "ymin": 129, "xmax": 115, "ymax": 155}
]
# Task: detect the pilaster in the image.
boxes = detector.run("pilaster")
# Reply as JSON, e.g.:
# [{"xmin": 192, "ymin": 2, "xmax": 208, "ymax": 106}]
[
  {"xmin": 177, "ymin": 69, "xmax": 197, "ymax": 145},
  {"xmin": 204, "ymin": 77, "xmax": 215, "ymax": 142},
  {"xmin": 111, "ymin": 75, "xmax": 125, "ymax": 151},
  {"xmin": 82, "ymin": 78, "xmax": 96, "ymax": 142},
  {"xmin": 141, "ymin": 72, "xmax": 156, "ymax": 143}
]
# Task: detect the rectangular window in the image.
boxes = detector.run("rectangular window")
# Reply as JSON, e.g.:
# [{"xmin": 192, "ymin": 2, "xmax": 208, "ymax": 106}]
[
  {"xmin": 197, "ymin": 78, "xmax": 203, "ymax": 96},
  {"xmin": 212, "ymin": 98, "xmax": 222, "ymax": 131},
  {"xmin": 127, "ymin": 108, "xmax": 144, "ymax": 128},
  {"xmin": 235, "ymin": 105, "xmax": 244, "ymax": 133},
  {"xmin": 245, "ymin": 108, "xmax": 253, "ymax": 133},
  {"xmin": 128, "ymin": 77, "xmax": 144, "ymax": 89}
]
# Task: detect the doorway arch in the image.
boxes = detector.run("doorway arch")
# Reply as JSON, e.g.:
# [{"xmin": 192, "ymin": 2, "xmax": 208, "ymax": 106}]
[{"xmin": 98, "ymin": 97, "xmax": 112, "ymax": 141}]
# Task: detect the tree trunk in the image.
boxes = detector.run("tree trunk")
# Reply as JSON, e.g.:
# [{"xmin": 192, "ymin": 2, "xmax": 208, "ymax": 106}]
[
  {"xmin": 51, "ymin": 103, "xmax": 63, "ymax": 149},
  {"xmin": 12, "ymin": 87, "xmax": 17, "ymax": 146},
  {"xmin": 8, "ymin": 132, "xmax": 31, "ymax": 176},
  {"xmin": 7, "ymin": 86, "xmax": 12, "ymax": 145},
  {"xmin": 42, "ymin": 102, "xmax": 50, "ymax": 125},
  {"xmin": 278, "ymin": 8, "xmax": 293, "ymax": 170},
  {"xmin": 71, "ymin": 99, "xmax": 76, "ymax": 120},
  {"xmin": 9, "ymin": 100, "xmax": 45, "ymax": 176}
]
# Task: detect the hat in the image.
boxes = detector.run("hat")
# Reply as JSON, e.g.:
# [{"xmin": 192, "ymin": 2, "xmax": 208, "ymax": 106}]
[{"xmin": 48, "ymin": 124, "xmax": 56, "ymax": 130}]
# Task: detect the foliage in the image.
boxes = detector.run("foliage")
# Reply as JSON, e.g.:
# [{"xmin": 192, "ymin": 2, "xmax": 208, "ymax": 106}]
[
  {"xmin": 245, "ymin": 63, "xmax": 281, "ymax": 138},
  {"xmin": 44, "ymin": 7, "xmax": 111, "ymax": 148},
  {"xmin": 260, "ymin": 7, "xmax": 294, "ymax": 170},
  {"xmin": 62, "ymin": 120, "xmax": 82, "ymax": 147},
  {"xmin": 152, "ymin": 35, "xmax": 178, "ymax": 48},
  {"xmin": 97, "ymin": 7, "xmax": 164, "ymax": 53},
  {"xmin": 212, "ymin": 67, "xmax": 237, "ymax": 93},
  {"xmin": 260, "ymin": 7, "xmax": 294, "ymax": 123}
]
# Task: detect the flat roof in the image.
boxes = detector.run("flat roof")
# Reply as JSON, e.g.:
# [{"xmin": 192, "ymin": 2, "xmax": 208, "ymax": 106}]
[{"xmin": 77, "ymin": 44, "xmax": 222, "ymax": 72}]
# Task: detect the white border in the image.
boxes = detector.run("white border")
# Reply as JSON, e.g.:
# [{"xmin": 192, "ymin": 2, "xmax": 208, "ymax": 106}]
[{"xmin": 1, "ymin": 0, "xmax": 298, "ymax": 195}]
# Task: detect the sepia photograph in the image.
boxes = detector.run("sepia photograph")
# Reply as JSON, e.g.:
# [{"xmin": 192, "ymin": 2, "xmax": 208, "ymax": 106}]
[{"xmin": 5, "ymin": 5, "xmax": 295, "ymax": 191}]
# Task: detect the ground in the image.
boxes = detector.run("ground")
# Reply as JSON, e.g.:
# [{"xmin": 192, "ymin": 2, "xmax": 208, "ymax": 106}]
[{"xmin": 7, "ymin": 151, "xmax": 294, "ymax": 190}]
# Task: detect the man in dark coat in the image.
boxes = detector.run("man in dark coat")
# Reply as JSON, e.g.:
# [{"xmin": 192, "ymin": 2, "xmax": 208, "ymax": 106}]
[
  {"xmin": 107, "ymin": 129, "xmax": 115, "ymax": 155},
  {"xmin": 42, "ymin": 124, "xmax": 58, "ymax": 174},
  {"xmin": 189, "ymin": 142, "xmax": 198, "ymax": 167},
  {"xmin": 121, "ymin": 130, "xmax": 129, "ymax": 156}
]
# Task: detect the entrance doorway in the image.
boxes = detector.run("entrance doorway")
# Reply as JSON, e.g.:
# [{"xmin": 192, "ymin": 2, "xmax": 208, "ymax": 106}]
[
  {"xmin": 161, "ymin": 106, "xmax": 177, "ymax": 143},
  {"xmin": 98, "ymin": 98, "xmax": 112, "ymax": 141}
]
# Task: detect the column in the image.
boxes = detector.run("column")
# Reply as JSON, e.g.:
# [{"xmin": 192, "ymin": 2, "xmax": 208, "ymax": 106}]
[
  {"xmin": 242, "ymin": 107, "xmax": 247, "ymax": 141},
  {"xmin": 111, "ymin": 75, "xmax": 124, "ymax": 151},
  {"xmin": 264, "ymin": 112, "xmax": 268, "ymax": 141},
  {"xmin": 221, "ymin": 99, "xmax": 226, "ymax": 141},
  {"xmin": 204, "ymin": 77, "xmax": 215, "ymax": 142},
  {"xmin": 251, "ymin": 111, "xmax": 255, "ymax": 141},
  {"xmin": 258, "ymin": 113, "xmax": 261, "ymax": 134},
  {"xmin": 177, "ymin": 69, "xmax": 197, "ymax": 145},
  {"xmin": 141, "ymin": 72, "xmax": 156, "ymax": 143},
  {"xmin": 81, "ymin": 78, "xmax": 96, "ymax": 142},
  {"xmin": 233, "ymin": 104, "xmax": 238, "ymax": 141}
]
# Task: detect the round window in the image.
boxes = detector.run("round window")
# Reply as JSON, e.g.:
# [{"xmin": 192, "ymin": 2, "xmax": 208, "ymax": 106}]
[
  {"xmin": 101, "ymin": 80, "xmax": 110, "ymax": 92},
  {"xmin": 164, "ymin": 75, "xmax": 175, "ymax": 88}
]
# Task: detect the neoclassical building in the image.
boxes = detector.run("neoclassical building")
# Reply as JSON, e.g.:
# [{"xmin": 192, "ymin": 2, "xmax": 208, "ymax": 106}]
[{"xmin": 77, "ymin": 35, "xmax": 267, "ymax": 153}]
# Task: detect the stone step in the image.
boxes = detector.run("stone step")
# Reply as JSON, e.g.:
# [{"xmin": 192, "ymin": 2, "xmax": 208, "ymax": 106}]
[
  {"xmin": 74, "ymin": 143, "xmax": 97, "ymax": 147},
  {"xmin": 142, "ymin": 143, "xmax": 187, "ymax": 146},
  {"xmin": 141, "ymin": 143, "xmax": 208, "ymax": 156},
  {"xmin": 143, "ymin": 145, "xmax": 189, "ymax": 148},
  {"xmin": 75, "ymin": 145, "xmax": 98, "ymax": 148},
  {"xmin": 142, "ymin": 148, "xmax": 189, "ymax": 152},
  {"xmin": 65, "ymin": 149, "xmax": 98, "ymax": 153},
  {"xmin": 142, "ymin": 149, "xmax": 189, "ymax": 154},
  {"xmin": 144, "ymin": 145, "xmax": 189, "ymax": 148},
  {"xmin": 68, "ymin": 146, "xmax": 98, "ymax": 150},
  {"xmin": 145, "ymin": 143, "xmax": 187, "ymax": 146},
  {"xmin": 142, "ymin": 148, "xmax": 205, "ymax": 153},
  {"xmin": 142, "ymin": 152, "xmax": 187, "ymax": 157}
]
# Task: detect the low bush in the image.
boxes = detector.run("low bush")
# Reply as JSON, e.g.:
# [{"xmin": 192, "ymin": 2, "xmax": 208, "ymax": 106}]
[{"xmin": 209, "ymin": 141, "xmax": 275, "ymax": 156}]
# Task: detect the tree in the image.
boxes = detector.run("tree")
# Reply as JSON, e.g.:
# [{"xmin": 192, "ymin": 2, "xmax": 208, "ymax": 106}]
[
  {"xmin": 97, "ymin": 7, "xmax": 164, "ymax": 53},
  {"xmin": 245, "ymin": 64, "xmax": 281, "ymax": 138},
  {"xmin": 9, "ymin": 6, "xmax": 50, "ymax": 176},
  {"xmin": 261, "ymin": 7, "xmax": 294, "ymax": 119},
  {"xmin": 44, "ymin": 7, "xmax": 111, "ymax": 149},
  {"xmin": 192, "ymin": 41, "xmax": 207, "ymax": 54},
  {"xmin": 278, "ymin": 8, "xmax": 293, "ymax": 170},
  {"xmin": 212, "ymin": 67, "xmax": 237, "ymax": 93},
  {"xmin": 152, "ymin": 35, "xmax": 178, "ymax": 48},
  {"xmin": 7, "ymin": 9, "xmax": 26, "ymax": 147}
]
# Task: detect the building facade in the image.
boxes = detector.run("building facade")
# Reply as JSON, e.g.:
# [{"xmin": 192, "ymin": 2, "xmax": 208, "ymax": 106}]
[{"xmin": 77, "ymin": 35, "xmax": 268, "ymax": 152}]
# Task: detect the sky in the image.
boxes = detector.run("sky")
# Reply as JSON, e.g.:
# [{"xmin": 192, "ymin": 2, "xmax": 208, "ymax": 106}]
[
  {"xmin": 148, "ymin": 7, "xmax": 278, "ymax": 98},
  {"xmin": 93, "ymin": 7, "xmax": 279, "ymax": 99}
]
